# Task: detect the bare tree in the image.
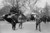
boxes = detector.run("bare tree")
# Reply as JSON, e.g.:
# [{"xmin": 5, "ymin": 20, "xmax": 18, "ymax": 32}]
[{"xmin": 43, "ymin": 3, "xmax": 49, "ymax": 16}]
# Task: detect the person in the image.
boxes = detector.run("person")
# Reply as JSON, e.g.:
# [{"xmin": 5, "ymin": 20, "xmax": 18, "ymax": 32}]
[{"xmin": 10, "ymin": 6, "xmax": 20, "ymax": 14}]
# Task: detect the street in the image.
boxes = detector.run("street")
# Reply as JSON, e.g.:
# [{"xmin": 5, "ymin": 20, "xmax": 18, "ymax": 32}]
[{"xmin": 0, "ymin": 21, "xmax": 50, "ymax": 33}]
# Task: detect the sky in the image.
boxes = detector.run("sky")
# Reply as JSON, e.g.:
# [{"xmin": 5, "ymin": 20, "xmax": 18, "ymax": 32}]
[
  {"xmin": 0, "ymin": 0, "xmax": 4, "ymax": 9},
  {"xmin": 47, "ymin": 0, "xmax": 50, "ymax": 6},
  {"xmin": 35, "ymin": 0, "xmax": 46, "ymax": 8},
  {"xmin": 0, "ymin": 0, "xmax": 12, "ymax": 9},
  {"xmin": 0, "ymin": 0, "xmax": 50, "ymax": 8},
  {"xmin": 35, "ymin": 0, "xmax": 50, "ymax": 8},
  {"xmin": 0, "ymin": 0, "xmax": 50, "ymax": 10}
]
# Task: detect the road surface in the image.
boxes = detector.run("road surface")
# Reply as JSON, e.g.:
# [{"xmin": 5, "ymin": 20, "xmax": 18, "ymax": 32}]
[{"xmin": 0, "ymin": 21, "xmax": 50, "ymax": 33}]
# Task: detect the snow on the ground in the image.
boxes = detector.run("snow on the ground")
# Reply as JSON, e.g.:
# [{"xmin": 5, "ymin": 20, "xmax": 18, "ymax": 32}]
[{"xmin": 0, "ymin": 21, "xmax": 50, "ymax": 33}]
